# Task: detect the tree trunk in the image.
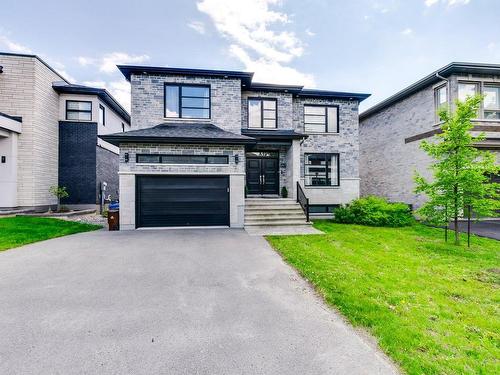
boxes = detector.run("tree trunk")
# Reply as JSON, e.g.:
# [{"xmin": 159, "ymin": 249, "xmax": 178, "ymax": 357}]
[{"xmin": 454, "ymin": 185, "xmax": 460, "ymax": 245}]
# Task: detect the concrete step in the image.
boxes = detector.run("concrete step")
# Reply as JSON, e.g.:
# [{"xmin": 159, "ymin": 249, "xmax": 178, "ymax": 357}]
[
  {"xmin": 245, "ymin": 213, "xmax": 307, "ymax": 220},
  {"xmin": 245, "ymin": 199, "xmax": 297, "ymax": 206},
  {"xmin": 245, "ymin": 220, "xmax": 312, "ymax": 227},
  {"xmin": 245, "ymin": 207, "xmax": 305, "ymax": 213},
  {"xmin": 245, "ymin": 218, "xmax": 311, "ymax": 225}
]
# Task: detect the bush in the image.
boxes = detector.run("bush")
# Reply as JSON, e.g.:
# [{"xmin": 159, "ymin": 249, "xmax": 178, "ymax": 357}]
[
  {"xmin": 281, "ymin": 186, "xmax": 288, "ymax": 198},
  {"xmin": 332, "ymin": 196, "xmax": 414, "ymax": 227}
]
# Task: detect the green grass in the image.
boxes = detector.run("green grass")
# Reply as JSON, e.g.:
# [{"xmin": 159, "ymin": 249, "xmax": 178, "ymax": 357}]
[
  {"xmin": 0, "ymin": 216, "xmax": 102, "ymax": 251},
  {"xmin": 267, "ymin": 222, "xmax": 499, "ymax": 375}
]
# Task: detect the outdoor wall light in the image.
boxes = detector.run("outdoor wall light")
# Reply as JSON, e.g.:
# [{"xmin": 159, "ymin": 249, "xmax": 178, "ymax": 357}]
[
  {"xmin": 124, "ymin": 153, "xmax": 129, "ymax": 163},
  {"xmin": 280, "ymin": 162, "xmax": 287, "ymax": 169},
  {"xmin": 234, "ymin": 154, "xmax": 239, "ymax": 164}
]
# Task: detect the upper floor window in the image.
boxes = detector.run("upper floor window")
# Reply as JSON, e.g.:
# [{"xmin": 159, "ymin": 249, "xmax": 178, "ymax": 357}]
[
  {"xmin": 248, "ymin": 98, "xmax": 277, "ymax": 128},
  {"xmin": 165, "ymin": 84, "xmax": 210, "ymax": 119},
  {"xmin": 304, "ymin": 105, "xmax": 339, "ymax": 133},
  {"xmin": 435, "ymin": 85, "xmax": 448, "ymax": 109},
  {"xmin": 484, "ymin": 85, "xmax": 500, "ymax": 119},
  {"xmin": 121, "ymin": 122, "xmax": 125, "ymax": 132},
  {"xmin": 99, "ymin": 104, "xmax": 105, "ymax": 126},
  {"xmin": 66, "ymin": 100, "xmax": 92, "ymax": 121},
  {"xmin": 458, "ymin": 82, "xmax": 478, "ymax": 102},
  {"xmin": 304, "ymin": 153, "xmax": 339, "ymax": 187}
]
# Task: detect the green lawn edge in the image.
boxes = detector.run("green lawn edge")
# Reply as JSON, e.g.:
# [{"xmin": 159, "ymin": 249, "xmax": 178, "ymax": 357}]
[
  {"xmin": 266, "ymin": 221, "xmax": 500, "ymax": 375},
  {"xmin": 0, "ymin": 216, "xmax": 102, "ymax": 251}
]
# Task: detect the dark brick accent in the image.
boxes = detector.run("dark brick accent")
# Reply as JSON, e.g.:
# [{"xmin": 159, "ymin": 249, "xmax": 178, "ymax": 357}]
[
  {"xmin": 58, "ymin": 121, "xmax": 97, "ymax": 204},
  {"xmin": 96, "ymin": 146, "xmax": 119, "ymax": 202}
]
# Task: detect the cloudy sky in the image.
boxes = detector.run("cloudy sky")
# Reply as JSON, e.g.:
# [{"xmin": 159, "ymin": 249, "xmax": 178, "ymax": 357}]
[{"xmin": 1, "ymin": 0, "xmax": 499, "ymax": 111}]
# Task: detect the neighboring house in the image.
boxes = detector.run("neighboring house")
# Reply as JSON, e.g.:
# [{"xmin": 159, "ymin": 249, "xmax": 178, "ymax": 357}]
[
  {"xmin": 359, "ymin": 62, "xmax": 500, "ymax": 208},
  {"xmin": 0, "ymin": 52, "xmax": 130, "ymax": 211},
  {"xmin": 101, "ymin": 65, "xmax": 369, "ymax": 230}
]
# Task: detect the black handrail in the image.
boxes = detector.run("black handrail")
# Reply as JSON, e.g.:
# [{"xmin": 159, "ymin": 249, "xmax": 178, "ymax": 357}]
[{"xmin": 296, "ymin": 181, "xmax": 310, "ymax": 222}]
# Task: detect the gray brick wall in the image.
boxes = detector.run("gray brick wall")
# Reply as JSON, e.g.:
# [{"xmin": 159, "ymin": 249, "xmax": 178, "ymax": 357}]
[
  {"xmin": 96, "ymin": 146, "xmax": 119, "ymax": 202},
  {"xmin": 119, "ymin": 143, "xmax": 245, "ymax": 175},
  {"xmin": 130, "ymin": 74, "xmax": 242, "ymax": 133},
  {"xmin": 294, "ymin": 97, "xmax": 360, "ymax": 179},
  {"xmin": 360, "ymin": 72, "xmax": 500, "ymax": 208}
]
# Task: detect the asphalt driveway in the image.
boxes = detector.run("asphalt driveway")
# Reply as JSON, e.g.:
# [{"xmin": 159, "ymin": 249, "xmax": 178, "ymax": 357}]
[
  {"xmin": 452, "ymin": 220, "xmax": 500, "ymax": 240},
  {"xmin": 0, "ymin": 229, "xmax": 398, "ymax": 375}
]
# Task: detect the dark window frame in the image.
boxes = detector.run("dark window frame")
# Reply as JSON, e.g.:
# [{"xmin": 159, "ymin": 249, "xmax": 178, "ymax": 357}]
[
  {"xmin": 483, "ymin": 84, "xmax": 500, "ymax": 120},
  {"xmin": 65, "ymin": 100, "xmax": 92, "ymax": 121},
  {"xmin": 247, "ymin": 97, "xmax": 278, "ymax": 129},
  {"xmin": 121, "ymin": 123, "xmax": 125, "ymax": 132},
  {"xmin": 99, "ymin": 104, "xmax": 106, "ymax": 126},
  {"xmin": 136, "ymin": 154, "xmax": 229, "ymax": 165},
  {"xmin": 303, "ymin": 104, "xmax": 339, "ymax": 133},
  {"xmin": 304, "ymin": 152, "xmax": 340, "ymax": 187},
  {"xmin": 164, "ymin": 83, "xmax": 211, "ymax": 119}
]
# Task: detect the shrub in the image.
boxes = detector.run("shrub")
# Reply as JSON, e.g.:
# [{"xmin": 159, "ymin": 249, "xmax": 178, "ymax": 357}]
[
  {"xmin": 281, "ymin": 186, "xmax": 288, "ymax": 198},
  {"xmin": 332, "ymin": 196, "xmax": 414, "ymax": 227}
]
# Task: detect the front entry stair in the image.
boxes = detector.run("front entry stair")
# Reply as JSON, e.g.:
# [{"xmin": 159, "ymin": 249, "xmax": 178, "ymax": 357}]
[{"xmin": 245, "ymin": 198, "xmax": 313, "ymax": 228}]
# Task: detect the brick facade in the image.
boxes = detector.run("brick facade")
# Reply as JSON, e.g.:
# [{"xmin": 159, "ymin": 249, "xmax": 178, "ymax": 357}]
[{"xmin": 360, "ymin": 71, "xmax": 500, "ymax": 207}]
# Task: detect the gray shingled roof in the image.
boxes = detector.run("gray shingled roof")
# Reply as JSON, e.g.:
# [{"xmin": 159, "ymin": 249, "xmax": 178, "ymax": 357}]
[
  {"xmin": 241, "ymin": 128, "xmax": 307, "ymax": 140},
  {"xmin": 100, "ymin": 122, "xmax": 256, "ymax": 146}
]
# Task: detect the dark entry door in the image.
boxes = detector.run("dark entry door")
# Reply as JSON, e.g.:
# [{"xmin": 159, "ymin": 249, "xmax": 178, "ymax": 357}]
[
  {"xmin": 136, "ymin": 175, "xmax": 229, "ymax": 228},
  {"xmin": 246, "ymin": 157, "xmax": 279, "ymax": 195}
]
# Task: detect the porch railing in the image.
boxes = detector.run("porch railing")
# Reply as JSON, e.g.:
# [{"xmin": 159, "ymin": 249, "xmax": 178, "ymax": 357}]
[{"xmin": 296, "ymin": 181, "xmax": 310, "ymax": 222}]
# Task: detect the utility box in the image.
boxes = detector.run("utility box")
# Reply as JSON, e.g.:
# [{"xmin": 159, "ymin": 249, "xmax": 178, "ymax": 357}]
[{"xmin": 108, "ymin": 210, "xmax": 120, "ymax": 231}]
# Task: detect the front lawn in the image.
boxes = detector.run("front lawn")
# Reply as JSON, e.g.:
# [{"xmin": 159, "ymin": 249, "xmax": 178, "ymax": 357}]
[
  {"xmin": 0, "ymin": 216, "xmax": 102, "ymax": 251},
  {"xmin": 267, "ymin": 222, "xmax": 499, "ymax": 375}
]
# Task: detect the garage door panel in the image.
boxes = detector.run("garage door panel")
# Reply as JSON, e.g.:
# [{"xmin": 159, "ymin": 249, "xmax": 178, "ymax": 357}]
[{"xmin": 137, "ymin": 176, "xmax": 230, "ymax": 227}]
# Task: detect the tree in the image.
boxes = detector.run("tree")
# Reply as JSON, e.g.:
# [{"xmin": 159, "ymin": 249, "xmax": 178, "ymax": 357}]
[
  {"xmin": 49, "ymin": 186, "xmax": 69, "ymax": 212},
  {"xmin": 414, "ymin": 95, "xmax": 500, "ymax": 245}
]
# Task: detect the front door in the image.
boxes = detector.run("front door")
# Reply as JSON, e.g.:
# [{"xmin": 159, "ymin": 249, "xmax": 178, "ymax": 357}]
[{"xmin": 246, "ymin": 157, "xmax": 279, "ymax": 195}]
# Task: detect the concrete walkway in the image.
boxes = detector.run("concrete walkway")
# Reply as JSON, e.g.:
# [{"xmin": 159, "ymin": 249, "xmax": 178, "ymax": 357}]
[
  {"xmin": 0, "ymin": 229, "xmax": 398, "ymax": 375},
  {"xmin": 451, "ymin": 219, "xmax": 500, "ymax": 240}
]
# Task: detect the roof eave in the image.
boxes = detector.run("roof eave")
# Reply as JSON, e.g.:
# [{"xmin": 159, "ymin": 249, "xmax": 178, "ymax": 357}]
[
  {"xmin": 360, "ymin": 62, "xmax": 500, "ymax": 121},
  {"xmin": 99, "ymin": 135, "xmax": 256, "ymax": 147}
]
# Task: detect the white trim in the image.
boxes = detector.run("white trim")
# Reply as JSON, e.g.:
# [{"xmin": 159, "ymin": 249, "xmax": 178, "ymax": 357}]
[{"xmin": 0, "ymin": 117, "xmax": 22, "ymax": 134}]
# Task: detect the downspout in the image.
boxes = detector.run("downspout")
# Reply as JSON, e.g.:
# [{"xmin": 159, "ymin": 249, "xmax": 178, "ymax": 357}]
[{"xmin": 436, "ymin": 71, "xmax": 450, "ymax": 108}]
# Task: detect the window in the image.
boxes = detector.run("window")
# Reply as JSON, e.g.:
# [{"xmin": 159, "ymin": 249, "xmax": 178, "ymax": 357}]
[
  {"xmin": 165, "ymin": 84, "xmax": 210, "ymax": 119},
  {"xmin": 99, "ymin": 104, "xmax": 105, "ymax": 126},
  {"xmin": 304, "ymin": 105, "xmax": 338, "ymax": 133},
  {"xmin": 309, "ymin": 204, "xmax": 339, "ymax": 214},
  {"xmin": 435, "ymin": 85, "xmax": 448, "ymax": 110},
  {"xmin": 248, "ymin": 98, "xmax": 277, "ymax": 128},
  {"xmin": 484, "ymin": 85, "xmax": 500, "ymax": 119},
  {"xmin": 136, "ymin": 154, "xmax": 228, "ymax": 164},
  {"xmin": 304, "ymin": 153, "xmax": 339, "ymax": 187},
  {"xmin": 66, "ymin": 100, "xmax": 92, "ymax": 121},
  {"xmin": 458, "ymin": 82, "xmax": 478, "ymax": 102},
  {"xmin": 121, "ymin": 123, "xmax": 125, "ymax": 132}
]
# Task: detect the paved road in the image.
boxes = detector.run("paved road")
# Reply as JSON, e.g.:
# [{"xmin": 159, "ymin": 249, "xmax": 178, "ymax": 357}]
[
  {"xmin": 451, "ymin": 220, "xmax": 500, "ymax": 240},
  {"xmin": 0, "ymin": 229, "xmax": 398, "ymax": 375}
]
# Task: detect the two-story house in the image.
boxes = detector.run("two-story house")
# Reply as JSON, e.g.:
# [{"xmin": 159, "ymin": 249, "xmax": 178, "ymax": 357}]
[
  {"xmin": 0, "ymin": 52, "xmax": 130, "ymax": 211},
  {"xmin": 359, "ymin": 62, "xmax": 500, "ymax": 208},
  {"xmin": 101, "ymin": 65, "xmax": 369, "ymax": 230}
]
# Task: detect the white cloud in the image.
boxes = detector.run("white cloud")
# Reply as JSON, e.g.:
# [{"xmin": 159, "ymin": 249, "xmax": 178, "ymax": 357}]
[
  {"xmin": 77, "ymin": 52, "xmax": 150, "ymax": 73},
  {"xmin": 305, "ymin": 28, "xmax": 315, "ymax": 37},
  {"xmin": 82, "ymin": 80, "xmax": 107, "ymax": 88},
  {"xmin": 188, "ymin": 21, "xmax": 206, "ymax": 34},
  {"xmin": 401, "ymin": 28, "xmax": 413, "ymax": 36},
  {"xmin": 425, "ymin": 0, "xmax": 470, "ymax": 6},
  {"xmin": 229, "ymin": 45, "xmax": 315, "ymax": 86},
  {"xmin": 197, "ymin": 0, "xmax": 314, "ymax": 86},
  {"xmin": 0, "ymin": 35, "xmax": 32, "ymax": 54}
]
